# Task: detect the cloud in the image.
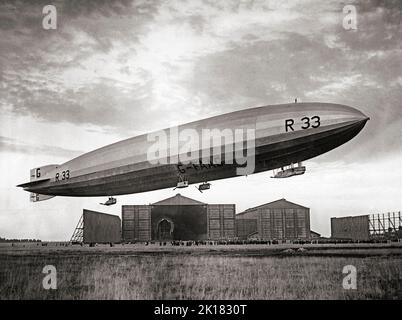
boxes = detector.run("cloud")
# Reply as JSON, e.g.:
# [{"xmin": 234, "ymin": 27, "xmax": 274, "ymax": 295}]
[
  {"xmin": 0, "ymin": 0, "xmax": 160, "ymax": 131},
  {"xmin": 0, "ymin": 135, "xmax": 83, "ymax": 158}
]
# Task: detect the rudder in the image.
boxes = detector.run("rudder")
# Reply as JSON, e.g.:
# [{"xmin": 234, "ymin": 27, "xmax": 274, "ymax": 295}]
[{"xmin": 30, "ymin": 193, "xmax": 55, "ymax": 202}]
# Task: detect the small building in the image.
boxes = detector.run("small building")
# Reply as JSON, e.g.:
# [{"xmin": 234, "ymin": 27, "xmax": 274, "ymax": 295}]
[
  {"xmin": 236, "ymin": 198, "xmax": 311, "ymax": 240},
  {"xmin": 310, "ymin": 230, "xmax": 321, "ymax": 239}
]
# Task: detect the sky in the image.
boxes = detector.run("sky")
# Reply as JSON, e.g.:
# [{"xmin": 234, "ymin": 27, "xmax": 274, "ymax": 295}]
[{"xmin": 0, "ymin": 0, "xmax": 401, "ymax": 240}]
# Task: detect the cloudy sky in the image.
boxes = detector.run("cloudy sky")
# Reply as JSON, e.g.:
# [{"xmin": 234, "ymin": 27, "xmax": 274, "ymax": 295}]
[{"xmin": 0, "ymin": 0, "xmax": 401, "ymax": 240}]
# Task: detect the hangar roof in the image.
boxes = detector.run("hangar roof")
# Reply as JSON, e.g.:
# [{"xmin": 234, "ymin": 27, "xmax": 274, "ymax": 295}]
[
  {"xmin": 152, "ymin": 193, "xmax": 205, "ymax": 206},
  {"xmin": 237, "ymin": 198, "xmax": 309, "ymax": 216}
]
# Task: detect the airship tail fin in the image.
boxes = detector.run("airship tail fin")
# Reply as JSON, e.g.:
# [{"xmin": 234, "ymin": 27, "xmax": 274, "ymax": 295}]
[
  {"xmin": 30, "ymin": 164, "xmax": 59, "ymax": 181},
  {"xmin": 30, "ymin": 193, "xmax": 55, "ymax": 202}
]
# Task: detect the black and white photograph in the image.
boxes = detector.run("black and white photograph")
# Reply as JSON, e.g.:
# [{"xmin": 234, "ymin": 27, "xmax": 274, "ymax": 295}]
[{"xmin": 0, "ymin": 0, "xmax": 401, "ymax": 306}]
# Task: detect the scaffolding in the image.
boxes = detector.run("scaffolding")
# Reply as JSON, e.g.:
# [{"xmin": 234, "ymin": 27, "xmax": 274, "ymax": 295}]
[
  {"xmin": 369, "ymin": 212, "xmax": 402, "ymax": 237},
  {"xmin": 70, "ymin": 214, "xmax": 84, "ymax": 243}
]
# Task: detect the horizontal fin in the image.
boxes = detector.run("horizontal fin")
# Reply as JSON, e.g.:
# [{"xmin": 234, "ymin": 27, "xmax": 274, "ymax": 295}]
[
  {"xmin": 17, "ymin": 178, "xmax": 51, "ymax": 188},
  {"xmin": 30, "ymin": 193, "xmax": 55, "ymax": 202}
]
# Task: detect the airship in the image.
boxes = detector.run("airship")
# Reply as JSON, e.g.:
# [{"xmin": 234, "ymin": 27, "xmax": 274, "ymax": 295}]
[{"xmin": 17, "ymin": 102, "xmax": 369, "ymax": 202}]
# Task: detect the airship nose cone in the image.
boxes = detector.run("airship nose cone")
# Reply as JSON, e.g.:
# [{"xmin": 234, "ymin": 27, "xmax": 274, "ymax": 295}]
[
  {"xmin": 328, "ymin": 103, "xmax": 369, "ymax": 125},
  {"xmin": 351, "ymin": 106, "xmax": 369, "ymax": 120},
  {"xmin": 354, "ymin": 110, "xmax": 370, "ymax": 122},
  {"xmin": 353, "ymin": 111, "xmax": 370, "ymax": 126},
  {"xmin": 354, "ymin": 112, "xmax": 370, "ymax": 123}
]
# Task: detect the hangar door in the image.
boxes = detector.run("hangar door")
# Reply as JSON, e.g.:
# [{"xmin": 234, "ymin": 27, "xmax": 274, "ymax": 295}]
[
  {"xmin": 207, "ymin": 204, "xmax": 236, "ymax": 239},
  {"xmin": 122, "ymin": 205, "xmax": 151, "ymax": 241}
]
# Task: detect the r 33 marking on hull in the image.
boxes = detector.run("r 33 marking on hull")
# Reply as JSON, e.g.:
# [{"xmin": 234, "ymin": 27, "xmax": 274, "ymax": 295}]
[
  {"xmin": 55, "ymin": 170, "xmax": 70, "ymax": 181},
  {"xmin": 285, "ymin": 116, "xmax": 321, "ymax": 132}
]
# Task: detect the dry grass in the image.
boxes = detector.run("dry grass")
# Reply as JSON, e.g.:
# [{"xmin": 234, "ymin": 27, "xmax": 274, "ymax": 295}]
[{"xmin": 0, "ymin": 244, "xmax": 401, "ymax": 300}]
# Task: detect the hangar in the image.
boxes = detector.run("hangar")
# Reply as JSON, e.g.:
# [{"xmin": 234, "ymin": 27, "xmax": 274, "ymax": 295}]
[
  {"xmin": 236, "ymin": 199, "xmax": 311, "ymax": 240},
  {"xmin": 122, "ymin": 196, "xmax": 311, "ymax": 242},
  {"xmin": 122, "ymin": 194, "xmax": 235, "ymax": 241}
]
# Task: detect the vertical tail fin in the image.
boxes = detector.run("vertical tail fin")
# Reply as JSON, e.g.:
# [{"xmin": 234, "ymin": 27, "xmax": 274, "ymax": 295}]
[
  {"xmin": 30, "ymin": 164, "xmax": 59, "ymax": 181},
  {"xmin": 30, "ymin": 193, "xmax": 55, "ymax": 202}
]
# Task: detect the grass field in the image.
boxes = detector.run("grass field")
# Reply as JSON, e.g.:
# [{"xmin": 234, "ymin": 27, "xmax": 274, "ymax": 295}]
[{"xmin": 0, "ymin": 243, "xmax": 401, "ymax": 299}]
